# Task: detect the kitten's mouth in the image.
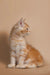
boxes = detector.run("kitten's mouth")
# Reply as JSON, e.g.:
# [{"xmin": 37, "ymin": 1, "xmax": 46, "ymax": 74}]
[{"xmin": 26, "ymin": 32, "xmax": 30, "ymax": 35}]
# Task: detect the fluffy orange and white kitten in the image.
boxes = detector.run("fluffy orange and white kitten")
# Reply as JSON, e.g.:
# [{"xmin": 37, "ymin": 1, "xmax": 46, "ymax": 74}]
[{"xmin": 8, "ymin": 18, "xmax": 44, "ymax": 68}]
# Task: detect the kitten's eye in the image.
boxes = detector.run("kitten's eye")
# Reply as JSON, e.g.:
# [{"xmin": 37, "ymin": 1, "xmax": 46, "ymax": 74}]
[{"xmin": 26, "ymin": 28, "xmax": 28, "ymax": 30}]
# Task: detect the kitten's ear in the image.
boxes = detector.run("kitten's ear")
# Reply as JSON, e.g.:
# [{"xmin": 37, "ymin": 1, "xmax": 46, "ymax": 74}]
[
  {"xmin": 23, "ymin": 18, "xmax": 26, "ymax": 22},
  {"xmin": 18, "ymin": 18, "xmax": 24, "ymax": 27}
]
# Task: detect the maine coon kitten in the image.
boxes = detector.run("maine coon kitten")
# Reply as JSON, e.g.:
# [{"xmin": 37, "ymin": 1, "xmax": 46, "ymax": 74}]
[{"xmin": 8, "ymin": 18, "xmax": 44, "ymax": 68}]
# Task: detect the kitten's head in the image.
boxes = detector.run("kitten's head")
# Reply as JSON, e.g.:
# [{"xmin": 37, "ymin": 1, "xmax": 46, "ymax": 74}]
[{"xmin": 15, "ymin": 18, "xmax": 30, "ymax": 36}]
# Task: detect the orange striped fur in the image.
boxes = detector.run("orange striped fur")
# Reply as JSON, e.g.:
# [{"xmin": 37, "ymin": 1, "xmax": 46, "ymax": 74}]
[{"xmin": 8, "ymin": 18, "xmax": 44, "ymax": 68}]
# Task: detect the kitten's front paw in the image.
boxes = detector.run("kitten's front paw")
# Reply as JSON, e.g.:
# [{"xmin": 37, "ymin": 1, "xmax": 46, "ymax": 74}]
[
  {"xmin": 16, "ymin": 65, "xmax": 26, "ymax": 69},
  {"xmin": 8, "ymin": 64, "xmax": 15, "ymax": 68}
]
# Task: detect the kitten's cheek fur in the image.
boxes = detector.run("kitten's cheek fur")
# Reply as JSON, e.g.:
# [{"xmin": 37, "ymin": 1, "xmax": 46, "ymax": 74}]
[{"xmin": 26, "ymin": 32, "xmax": 30, "ymax": 35}]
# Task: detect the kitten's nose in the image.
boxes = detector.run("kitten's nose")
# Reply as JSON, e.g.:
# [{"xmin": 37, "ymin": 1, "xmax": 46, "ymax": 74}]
[{"xmin": 28, "ymin": 27, "xmax": 31, "ymax": 32}]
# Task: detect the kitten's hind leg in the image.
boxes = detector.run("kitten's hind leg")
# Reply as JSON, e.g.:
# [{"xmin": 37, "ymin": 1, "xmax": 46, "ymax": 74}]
[
  {"xmin": 26, "ymin": 64, "xmax": 37, "ymax": 68},
  {"xmin": 24, "ymin": 59, "xmax": 37, "ymax": 68}
]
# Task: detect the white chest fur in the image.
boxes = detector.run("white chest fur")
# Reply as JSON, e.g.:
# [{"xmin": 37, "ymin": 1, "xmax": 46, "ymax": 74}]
[{"xmin": 10, "ymin": 37, "xmax": 26, "ymax": 59}]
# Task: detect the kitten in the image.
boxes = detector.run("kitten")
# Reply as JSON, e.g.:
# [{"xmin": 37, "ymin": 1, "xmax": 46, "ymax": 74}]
[{"xmin": 8, "ymin": 18, "xmax": 44, "ymax": 68}]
